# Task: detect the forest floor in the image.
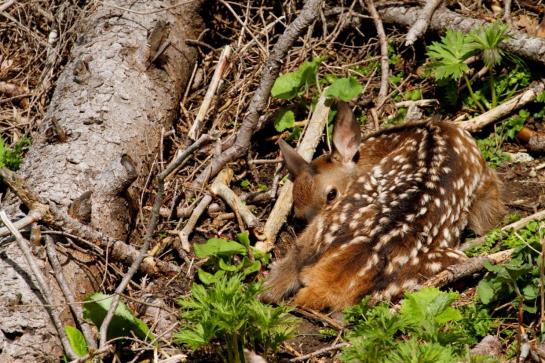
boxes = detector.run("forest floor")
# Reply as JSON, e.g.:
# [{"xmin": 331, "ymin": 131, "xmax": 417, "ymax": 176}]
[{"xmin": 3, "ymin": 0, "xmax": 545, "ymax": 362}]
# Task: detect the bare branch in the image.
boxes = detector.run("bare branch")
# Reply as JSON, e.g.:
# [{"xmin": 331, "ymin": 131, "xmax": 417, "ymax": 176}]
[
  {"xmin": 193, "ymin": 0, "xmax": 322, "ymax": 187},
  {"xmin": 404, "ymin": 0, "xmax": 444, "ymax": 45}
]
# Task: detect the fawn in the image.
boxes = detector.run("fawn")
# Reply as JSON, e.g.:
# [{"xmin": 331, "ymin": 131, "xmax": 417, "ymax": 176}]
[{"xmin": 261, "ymin": 102, "xmax": 505, "ymax": 311}]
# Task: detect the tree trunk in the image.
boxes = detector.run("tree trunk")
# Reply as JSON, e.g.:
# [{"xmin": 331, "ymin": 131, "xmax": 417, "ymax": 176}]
[{"xmin": 0, "ymin": 1, "xmax": 202, "ymax": 361}]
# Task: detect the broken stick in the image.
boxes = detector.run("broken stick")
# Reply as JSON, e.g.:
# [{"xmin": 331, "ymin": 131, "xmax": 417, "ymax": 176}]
[
  {"xmin": 187, "ymin": 45, "xmax": 232, "ymax": 140},
  {"xmin": 457, "ymin": 81, "xmax": 545, "ymax": 132}
]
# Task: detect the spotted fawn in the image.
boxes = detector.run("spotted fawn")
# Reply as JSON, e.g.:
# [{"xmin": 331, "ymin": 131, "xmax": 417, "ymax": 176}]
[{"xmin": 261, "ymin": 102, "xmax": 505, "ymax": 311}]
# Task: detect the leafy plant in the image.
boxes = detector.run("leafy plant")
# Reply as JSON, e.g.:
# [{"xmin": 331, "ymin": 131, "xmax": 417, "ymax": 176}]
[
  {"xmin": 271, "ymin": 56, "xmax": 363, "ymax": 134},
  {"xmin": 0, "ymin": 137, "xmax": 31, "ymax": 170},
  {"xmin": 476, "ymin": 109, "xmax": 528, "ymax": 167},
  {"xmin": 271, "ymin": 56, "xmax": 325, "ymax": 100},
  {"xmin": 475, "ymin": 221, "xmax": 545, "ymax": 314},
  {"xmin": 194, "ymin": 232, "xmax": 269, "ymax": 285},
  {"xmin": 341, "ymin": 288, "xmax": 491, "ymax": 362},
  {"xmin": 427, "ymin": 23, "xmax": 512, "ymax": 112},
  {"xmin": 83, "ymin": 292, "xmax": 154, "ymax": 342},
  {"xmin": 175, "ymin": 274, "xmax": 298, "ymax": 362},
  {"xmin": 325, "ymin": 76, "xmax": 363, "ymax": 102}
]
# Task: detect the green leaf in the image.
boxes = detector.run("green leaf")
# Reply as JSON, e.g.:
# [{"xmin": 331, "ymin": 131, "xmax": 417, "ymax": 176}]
[
  {"xmin": 64, "ymin": 326, "xmax": 88, "ymax": 357},
  {"xmin": 237, "ymin": 231, "xmax": 251, "ymax": 249},
  {"xmin": 401, "ymin": 288, "xmax": 461, "ymax": 324},
  {"xmin": 325, "ymin": 77, "xmax": 363, "ymax": 101},
  {"xmin": 193, "ymin": 238, "xmax": 247, "ymax": 258},
  {"xmin": 271, "ymin": 56, "xmax": 324, "ymax": 99},
  {"xmin": 218, "ymin": 258, "xmax": 242, "ymax": 272},
  {"xmin": 466, "ymin": 22, "xmax": 509, "ymax": 68},
  {"xmin": 240, "ymin": 179, "xmax": 251, "ymax": 189},
  {"xmin": 426, "ymin": 29, "xmax": 473, "ymax": 80},
  {"xmin": 83, "ymin": 293, "xmax": 153, "ymax": 341},
  {"xmin": 197, "ymin": 269, "xmax": 224, "ymax": 284},
  {"xmin": 476, "ymin": 279, "xmax": 496, "ymax": 304},
  {"xmin": 242, "ymin": 260, "xmax": 261, "ymax": 276},
  {"xmin": 274, "ymin": 109, "xmax": 296, "ymax": 132}
]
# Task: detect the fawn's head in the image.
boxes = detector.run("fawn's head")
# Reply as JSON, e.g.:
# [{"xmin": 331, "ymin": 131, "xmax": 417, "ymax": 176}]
[{"xmin": 278, "ymin": 102, "xmax": 361, "ymax": 222}]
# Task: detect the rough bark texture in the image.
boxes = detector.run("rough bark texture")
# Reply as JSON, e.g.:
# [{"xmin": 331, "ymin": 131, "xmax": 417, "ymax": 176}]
[
  {"xmin": 0, "ymin": 1, "xmax": 201, "ymax": 361},
  {"xmin": 380, "ymin": 5, "xmax": 545, "ymax": 66}
]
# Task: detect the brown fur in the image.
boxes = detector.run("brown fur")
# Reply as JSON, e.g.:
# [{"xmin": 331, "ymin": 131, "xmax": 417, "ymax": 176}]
[{"xmin": 262, "ymin": 105, "xmax": 505, "ymax": 311}]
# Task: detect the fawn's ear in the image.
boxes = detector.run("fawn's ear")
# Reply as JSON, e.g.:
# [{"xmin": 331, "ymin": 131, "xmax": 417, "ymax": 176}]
[
  {"xmin": 332, "ymin": 102, "xmax": 361, "ymax": 164},
  {"xmin": 278, "ymin": 139, "xmax": 310, "ymax": 178}
]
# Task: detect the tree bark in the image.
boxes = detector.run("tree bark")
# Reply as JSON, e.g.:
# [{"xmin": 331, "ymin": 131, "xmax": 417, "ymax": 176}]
[{"xmin": 0, "ymin": 1, "xmax": 202, "ymax": 361}]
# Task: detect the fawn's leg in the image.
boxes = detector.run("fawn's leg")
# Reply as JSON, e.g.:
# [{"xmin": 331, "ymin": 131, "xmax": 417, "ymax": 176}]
[{"xmin": 260, "ymin": 249, "xmax": 302, "ymax": 304}]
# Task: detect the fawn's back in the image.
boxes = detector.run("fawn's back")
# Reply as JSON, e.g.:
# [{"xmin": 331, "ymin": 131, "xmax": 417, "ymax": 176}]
[{"xmin": 263, "ymin": 104, "xmax": 504, "ymax": 311}]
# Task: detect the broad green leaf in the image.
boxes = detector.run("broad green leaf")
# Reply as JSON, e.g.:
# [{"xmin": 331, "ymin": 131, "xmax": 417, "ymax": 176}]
[
  {"xmin": 426, "ymin": 29, "xmax": 474, "ymax": 80},
  {"xmin": 193, "ymin": 238, "xmax": 247, "ymax": 258},
  {"xmin": 325, "ymin": 77, "xmax": 363, "ymax": 101},
  {"xmin": 197, "ymin": 269, "xmax": 224, "ymax": 284},
  {"xmin": 523, "ymin": 284, "xmax": 539, "ymax": 300},
  {"xmin": 271, "ymin": 56, "xmax": 325, "ymax": 99},
  {"xmin": 271, "ymin": 73, "xmax": 303, "ymax": 100},
  {"xmin": 83, "ymin": 293, "xmax": 153, "ymax": 341},
  {"xmin": 400, "ymin": 288, "xmax": 461, "ymax": 327},
  {"xmin": 476, "ymin": 279, "xmax": 495, "ymax": 304},
  {"xmin": 274, "ymin": 109, "xmax": 295, "ymax": 132},
  {"xmin": 237, "ymin": 231, "xmax": 251, "ymax": 249},
  {"xmin": 64, "ymin": 325, "xmax": 88, "ymax": 357}
]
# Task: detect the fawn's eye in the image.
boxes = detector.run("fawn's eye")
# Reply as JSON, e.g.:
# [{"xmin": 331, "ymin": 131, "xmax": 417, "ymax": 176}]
[{"xmin": 326, "ymin": 188, "xmax": 338, "ymax": 203}]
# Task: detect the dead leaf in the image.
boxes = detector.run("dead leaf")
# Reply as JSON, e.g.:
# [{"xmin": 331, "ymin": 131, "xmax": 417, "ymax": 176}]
[
  {"xmin": 514, "ymin": 14, "xmax": 538, "ymax": 35},
  {"xmin": 537, "ymin": 17, "xmax": 545, "ymax": 38}
]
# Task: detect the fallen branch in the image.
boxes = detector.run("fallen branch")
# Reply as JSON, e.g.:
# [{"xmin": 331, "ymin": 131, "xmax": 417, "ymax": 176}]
[
  {"xmin": 0, "ymin": 211, "xmax": 78, "ymax": 360},
  {"xmin": 456, "ymin": 82, "xmax": 545, "ymax": 132},
  {"xmin": 255, "ymin": 93, "xmax": 330, "ymax": 252},
  {"xmin": 289, "ymin": 342, "xmax": 350, "ymax": 362},
  {"xmin": 0, "ymin": 167, "xmax": 179, "ymax": 275},
  {"xmin": 193, "ymin": 0, "xmax": 322, "ymax": 187},
  {"xmin": 187, "ymin": 46, "xmax": 232, "ymax": 141},
  {"xmin": 210, "ymin": 167, "xmax": 260, "ymax": 230},
  {"xmin": 178, "ymin": 195, "xmax": 213, "ymax": 252},
  {"xmin": 460, "ymin": 209, "xmax": 545, "ymax": 251},
  {"xmin": 45, "ymin": 236, "xmax": 97, "ymax": 350},
  {"xmin": 422, "ymin": 249, "xmax": 514, "ymax": 289},
  {"xmin": 404, "ymin": 0, "xmax": 444, "ymax": 45},
  {"xmin": 379, "ymin": 5, "xmax": 545, "ymax": 66}
]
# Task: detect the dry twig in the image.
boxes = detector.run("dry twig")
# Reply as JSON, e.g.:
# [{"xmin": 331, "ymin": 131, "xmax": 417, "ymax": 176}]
[
  {"xmin": 361, "ymin": 0, "xmax": 389, "ymax": 110},
  {"xmin": 45, "ymin": 236, "xmax": 97, "ymax": 350},
  {"xmin": 187, "ymin": 46, "xmax": 232, "ymax": 140},
  {"xmin": 289, "ymin": 342, "xmax": 350, "ymax": 362},
  {"xmin": 193, "ymin": 0, "xmax": 322, "ymax": 187},
  {"xmin": 422, "ymin": 249, "xmax": 514, "ymax": 289},
  {"xmin": 178, "ymin": 194, "xmax": 213, "ymax": 252},
  {"xmin": 210, "ymin": 167, "xmax": 260, "ymax": 230}
]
